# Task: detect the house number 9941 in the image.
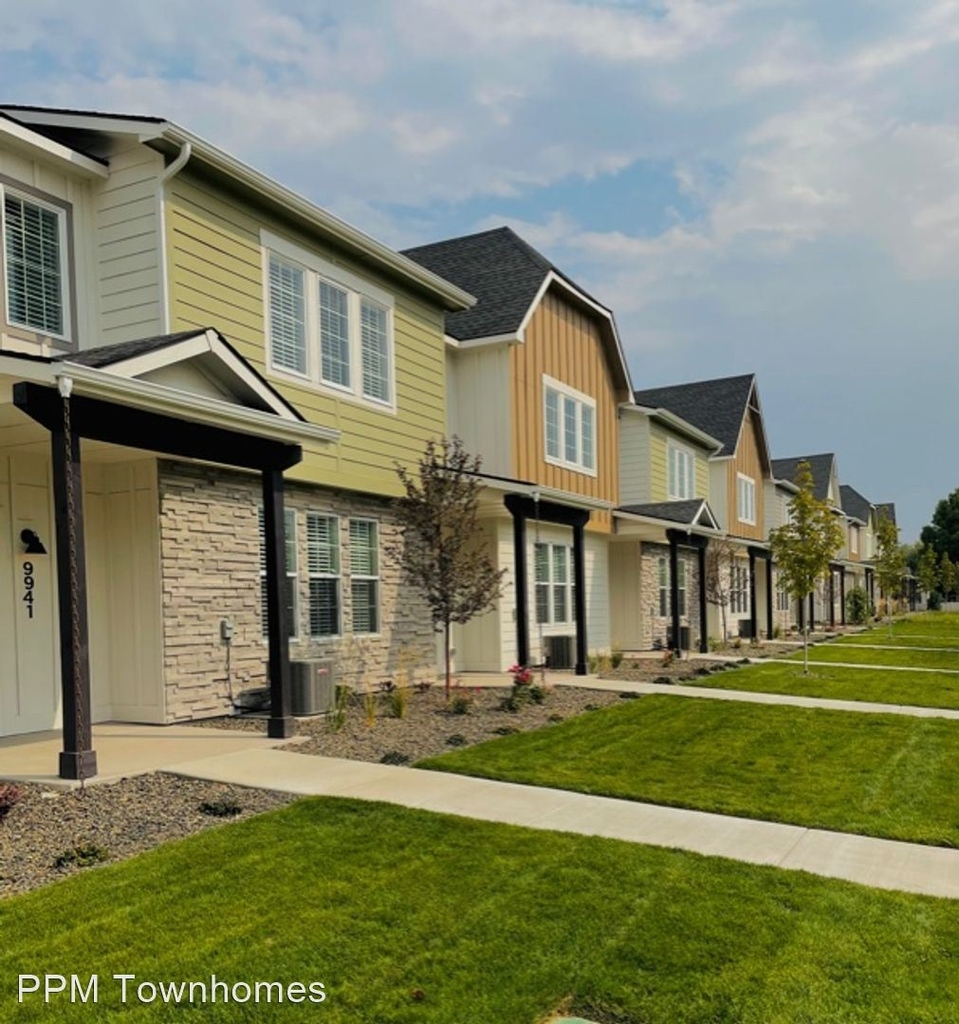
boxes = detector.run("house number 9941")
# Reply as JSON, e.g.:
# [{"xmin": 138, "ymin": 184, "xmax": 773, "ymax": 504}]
[{"xmin": 22, "ymin": 562, "xmax": 35, "ymax": 619}]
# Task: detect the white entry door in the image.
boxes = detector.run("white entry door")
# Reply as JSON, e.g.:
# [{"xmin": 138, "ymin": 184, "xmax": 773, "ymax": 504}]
[{"xmin": 0, "ymin": 455, "xmax": 61, "ymax": 737}]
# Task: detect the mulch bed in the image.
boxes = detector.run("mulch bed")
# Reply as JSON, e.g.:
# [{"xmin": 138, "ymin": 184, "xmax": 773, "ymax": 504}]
[{"xmin": 0, "ymin": 774, "xmax": 294, "ymax": 899}]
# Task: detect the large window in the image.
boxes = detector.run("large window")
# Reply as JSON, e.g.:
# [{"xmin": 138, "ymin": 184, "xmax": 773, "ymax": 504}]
[
  {"xmin": 535, "ymin": 542, "xmax": 572, "ymax": 624},
  {"xmin": 737, "ymin": 473, "xmax": 756, "ymax": 525},
  {"xmin": 730, "ymin": 563, "xmax": 750, "ymax": 615},
  {"xmin": 667, "ymin": 442, "xmax": 695, "ymax": 500},
  {"xmin": 307, "ymin": 514, "xmax": 340, "ymax": 637},
  {"xmin": 543, "ymin": 376, "xmax": 596, "ymax": 475},
  {"xmin": 776, "ymin": 578, "xmax": 791, "ymax": 612},
  {"xmin": 265, "ymin": 232, "xmax": 394, "ymax": 409},
  {"xmin": 259, "ymin": 507, "xmax": 298, "ymax": 638},
  {"xmin": 3, "ymin": 188, "xmax": 70, "ymax": 340},
  {"xmin": 349, "ymin": 519, "xmax": 379, "ymax": 634},
  {"xmin": 657, "ymin": 556, "xmax": 687, "ymax": 617}
]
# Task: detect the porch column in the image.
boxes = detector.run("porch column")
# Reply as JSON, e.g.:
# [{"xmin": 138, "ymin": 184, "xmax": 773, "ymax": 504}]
[
  {"xmin": 572, "ymin": 521, "xmax": 588, "ymax": 675},
  {"xmin": 262, "ymin": 468, "xmax": 294, "ymax": 739},
  {"xmin": 808, "ymin": 593, "xmax": 815, "ymax": 631},
  {"xmin": 840, "ymin": 570, "xmax": 846, "ymax": 625},
  {"xmin": 507, "ymin": 502, "xmax": 530, "ymax": 668},
  {"xmin": 798, "ymin": 594, "xmax": 805, "ymax": 631},
  {"xmin": 51, "ymin": 405, "xmax": 97, "ymax": 781},
  {"xmin": 697, "ymin": 538, "xmax": 708, "ymax": 654},
  {"xmin": 667, "ymin": 529, "xmax": 681, "ymax": 656},
  {"xmin": 829, "ymin": 567, "xmax": 836, "ymax": 628},
  {"xmin": 765, "ymin": 554, "xmax": 774, "ymax": 640},
  {"xmin": 748, "ymin": 547, "xmax": 758, "ymax": 640}
]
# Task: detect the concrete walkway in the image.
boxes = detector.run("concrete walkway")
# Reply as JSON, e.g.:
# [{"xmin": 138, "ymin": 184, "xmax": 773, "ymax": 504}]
[
  {"xmin": 829, "ymin": 643, "xmax": 959, "ymax": 653},
  {"xmin": 554, "ymin": 677, "xmax": 959, "ymax": 719},
  {"xmin": 168, "ymin": 748, "xmax": 959, "ymax": 900}
]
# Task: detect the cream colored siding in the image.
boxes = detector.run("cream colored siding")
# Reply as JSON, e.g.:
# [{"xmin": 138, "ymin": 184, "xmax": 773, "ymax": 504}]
[
  {"xmin": 609, "ymin": 541, "xmax": 642, "ymax": 649},
  {"xmin": 86, "ymin": 460, "xmax": 164, "ymax": 723},
  {"xmin": 648, "ymin": 423, "xmax": 668, "ymax": 501},
  {"xmin": 446, "ymin": 344, "xmax": 512, "ymax": 477},
  {"xmin": 710, "ymin": 462, "xmax": 729, "ymax": 532},
  {"xmin": 164, "ymin": 172, "xmax": 447, "ymax": 497},
  {"xmin": 696, "ymin": 453, "xmax": 709, "ymax": 498},
  {"xmin": 94, "ymin": 144, "xmax": 164, "ymax": 345},
  {"xmin": 618, "ymin": 411, "xmax": 649, "ymax": 506},
  {"xmin": 452, "ymin": 518, "xmax": 503, "ymax": 672}
]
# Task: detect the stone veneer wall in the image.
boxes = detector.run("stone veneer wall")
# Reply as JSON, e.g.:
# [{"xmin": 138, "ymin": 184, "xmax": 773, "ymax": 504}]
[
  {"xmin": 639, "ymin": 542, "xmax": 701, "ymax": 652},
  {"xmin": 158, "ymin": 460, "xmax": 436, "ymax": 722}
]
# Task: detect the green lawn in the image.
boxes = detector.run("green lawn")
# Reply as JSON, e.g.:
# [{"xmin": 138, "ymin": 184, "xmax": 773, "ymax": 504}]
[
  {"xmin": 836, "ymin": 632, "xmax": 959, "ymax": 649},
  {"xmin": 698, "ymin": 660, "xmax": 959, "ymax": 710},
  {"xmin": 840, "ymin": 613, "xmax": 959, "ymax": 643},
  {"xmin": 795, "ymin": 644, "xmax": 959, "ymax": 670},
  {"xmin": 421, "ymin": 695, "xmax": 959, "ymax": 847},
  {"xmin": 5, "ymin": 798, "xmax": 959, "ymax": 1023}
]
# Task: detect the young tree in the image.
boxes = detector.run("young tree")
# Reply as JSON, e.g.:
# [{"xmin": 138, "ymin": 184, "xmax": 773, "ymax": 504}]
[
  {"xmin": 874, "ymin": 508, "xmax": 906, "ymax": 630},
  {"xmin": 916, "ymin": 545, "xmax": 940, "ymax": 603},
  {"xmin": 769, "ymin": 461, "xmax": 845, "ymax": 673},
  {"xmin": 940, "ymin": 552, "xmax": 958, "ymax": 602},
  {"xmin": 393, "ymin": 437, "xmax": 506, "ymax": 700},
  {"xmin": 920, "ymin": 488, "xmax": 959, "ymax": 562},
  {"xmin": 703, "ymin": 536, "xmax": 737, "ymax": 644}
]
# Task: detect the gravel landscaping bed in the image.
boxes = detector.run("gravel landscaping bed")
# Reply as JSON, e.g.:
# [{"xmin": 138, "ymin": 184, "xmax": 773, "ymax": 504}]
[
  {"xmin": 0, "ymin": 774, "xmax": 294, "ymax": 899},
  {"xmin": 203, "ymin": 684, "xmax": 625, "ymax": 764}
]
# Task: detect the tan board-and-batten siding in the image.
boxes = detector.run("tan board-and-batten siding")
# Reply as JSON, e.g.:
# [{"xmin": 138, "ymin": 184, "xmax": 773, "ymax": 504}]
[
  {"xmin": 726, "ymin": 406, "xmax": 766, "ymax": 541},
  {"xmin": 163, "ymin": 172, "xmax": 447, "ymax": 498},
  {"xmin": 510, "ymin": 290, "xmax": 619, "ymax": 533}
]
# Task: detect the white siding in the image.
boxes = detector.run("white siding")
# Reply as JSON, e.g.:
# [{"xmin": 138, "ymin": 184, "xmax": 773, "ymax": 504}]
[
  {"xmin": 93, "ymin": 144, "xmax": 164, "ymax": 345},
  {"xmin": 446, "ymin": 344, "xmax": 512, "ymax": 477},
  {"xmin": 618, "ymin": 410, "xmax": 650, "ymax": 506},
  {"xmin": 709, "ymin": 461, "xmax": 729, "ymax": 531}
]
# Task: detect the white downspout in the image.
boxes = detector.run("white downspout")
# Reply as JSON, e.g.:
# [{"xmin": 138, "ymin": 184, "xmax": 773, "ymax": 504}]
[{"xmin": 156, "ymin": 141, "xmax": 193, "ymax": 334}]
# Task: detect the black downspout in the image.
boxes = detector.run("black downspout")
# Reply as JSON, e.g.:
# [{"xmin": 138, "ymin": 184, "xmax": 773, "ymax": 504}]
[
  {"xmin": 765, "ymin": 554, "xmax": 774, "ymax": 640},
  {"xmin": 697, "ymin": 538, "xmax": 708, "ymax": 653},
  {"xmin": 262, "ymin": 468, "xmax": 294, "ymax": 739},
  {"xmin": 829, "ymin": 567, "xmax": 836, "ymax": 628},
  {"xmin": 511, "ymin": 507, "xmax": 529, "ymax": 668},
  {"xmin": 840, "ymin": 570, "xmax": 846, "ymax": 625},
  {"xmin": 667, "ymin": 529, "xmax": 681, "ymax": 656},
  {"xmin": 572, "ymin": 521, "xmax": 588, "ymax": 675},
  {"xmin": 748, "ymin": 547, "xmax": 757, "ymax": 640}
]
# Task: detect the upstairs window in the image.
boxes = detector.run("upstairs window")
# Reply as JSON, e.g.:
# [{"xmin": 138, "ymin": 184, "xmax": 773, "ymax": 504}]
[
  {"xmin": 265, "ymin": 232, "xmax": 394, "ymax": 410},
  {"xmin": 542, "ymin": 375, "xmax": 596, "ymax": 475},
  {"xmin": 3, "ymin": 189, "xmax": 70, "ymax": 341},
  {"xmin": 667, "ymin": 442, "xmax": 695, "ymax": 500},
  {"xmin": 737, "ymin": 473, "xmax": 756, "ymax": 525}
]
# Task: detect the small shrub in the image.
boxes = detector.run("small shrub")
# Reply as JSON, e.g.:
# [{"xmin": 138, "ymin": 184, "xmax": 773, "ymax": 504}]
[
  {"xmin": 54, "ymin": 844, "xmax": 109, "ymax": 870},
  {"xmin": 610, "ymin": 647, "xmax": 624, "ymax": 670},
  {"xmin": 846, "ymin": 586, "xmax": 873, "ymax": 625},
  {"xmin": 588, "ymin": 653, "xmax": 599, "ymax": 673},
  {"xmin": 446, "ymin": 734, "xmax": 468, "ymax": 747},
  {"xmin": 661, "ymin": 649, "xmax": 675, "ymax": 667},
  {"xmin": 363, "ymin": 685, "xmax": 377, "ymax": 728},
  {"xmin": 772, "ymin": 624, "xmax": 782, "ymax": 639},
  {"xmin": 928, "ymin": 592, "xmax": 942, "ymax": 611},
  {"xmin": 653, "ymin": 675, "xmax": 673, "ymax": 686},
  {"xmin": 415, "ymin": 680, "xmax": 432, "ymax": 694},
  {"xmin": 547, "ymin": 713, "xmax": 565, "ymax": 723},
  {"xmin": 584, "ymin": 703, "xmax": 601, "ymax": 711},
  {"xmin": 328, "ymin": 685, "xmax": 350, "ymax": 733},
  {"xmin": 595, "ymin": 654, "xmax": 612, "ymax": 675},
  {"xmin": 0, "ymin": 783, "xmax": 22, "ymax": 822},
  {"xmin": 449, "ymin": 689, "xmax": 473, "ymax": 715},
  {"xmin": 695, "ymin": 667, "xmax": 711, "ymax": 677},
  {"xmin": 528, "ymin": 684, "xmax": 547, "ymax": 704},
  {"xmin": 380, "ymin": 751, "xmax": 411, "ymax": 765},
  {"xmin": 618, "ymin": 691, "xmax": 640, "ymax": 700},
  {"xmin": 199, "ymin": 797, "xmax": 242, "ymax": 818},
  {"xmin": 492, "ymin": 725, "xmax": 519, "ymax": 736},
  {"xmin": 383, "ymin": 682, "xmax": 409, "ymax": 720}
]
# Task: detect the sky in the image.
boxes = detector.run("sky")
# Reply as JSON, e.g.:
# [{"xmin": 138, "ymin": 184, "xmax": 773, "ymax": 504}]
[{"xmin": 3, "ymin": 0, "xmax": 958, "ymax": 541}]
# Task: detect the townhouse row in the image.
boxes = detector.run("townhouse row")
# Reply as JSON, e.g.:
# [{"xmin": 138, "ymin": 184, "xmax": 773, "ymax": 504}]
[{"xmin": 0, "ymin": 105, "xmax": 897, "ymax": 778}]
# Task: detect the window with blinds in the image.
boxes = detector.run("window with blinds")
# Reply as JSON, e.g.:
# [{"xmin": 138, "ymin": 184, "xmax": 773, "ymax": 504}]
[
  {"xmin": 264, "ymin": 233, "xmax": 395, "ymax": 409},
  {"xmin": 307, "ymin": 513, "xmax": 340, "ymax": 637},
  {"xmin": 349, "ymin": 519, "xmax": 379, "ymax": 634},
  {"xmin": 3, "ymin": 191, "xmax": 67, "ymax": 338}
]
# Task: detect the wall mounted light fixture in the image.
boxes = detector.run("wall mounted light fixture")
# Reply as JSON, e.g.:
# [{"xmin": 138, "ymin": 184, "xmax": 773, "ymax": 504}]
[{"xmin": 20, "ymin": 529, "xmax": 47, "ymax": 555}]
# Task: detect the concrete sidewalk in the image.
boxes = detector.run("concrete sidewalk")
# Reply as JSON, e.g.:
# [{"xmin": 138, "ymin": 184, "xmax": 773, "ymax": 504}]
[
  {"xmin": 169, "ymin": 748, "xmax": 959, "ymax": 900},
  {"xmin": 766, "ymin": 659, "xmax": 959, "ymax": 674},
  {"xmin": 559, "ymin": 677, "xmax": 959, "ymax": 719}
]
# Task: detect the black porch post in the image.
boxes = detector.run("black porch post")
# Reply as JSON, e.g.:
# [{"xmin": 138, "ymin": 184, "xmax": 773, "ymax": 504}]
[
  {"xmin": 829, "ymin": 567, "xmax": 836, "ymax": 628},
  {"xmin": 572, "ymin": 521, "xmax": 588, "ymax": 675},
  {"xmin": 809, "ymin": 593, "xmax": 815, "ymax": 631},
  {"xmin": 748, "ymin": 547, "xmax": 758, "ymax": 640},
  {"xmin": 509, "ymin": 504, "xmax": 529, "ymax": 668},
  {"xmin": 840, "ymin": 570, "xmax": 846, "ymax": 625},
  {"xmin": 667, "ymin": 529, "xmax": 681, "ymax": 655},
  {"xmin": 262, "ymin": 468, "xmax": 294, "ymax": 739},
  {"xmin": 798, "ymin": 595, "xmax": 805, "ymax": 631},
  {"xmin": 765, "ymin": 554, "xmax": 774, "ymax": 640},
  {"xmin": 51, "ymin": 407, "xmax": 97, "ymax": 781},
  {"xmin": 697, "ymin": 538, "xmax": 708, "ymax": 653}
]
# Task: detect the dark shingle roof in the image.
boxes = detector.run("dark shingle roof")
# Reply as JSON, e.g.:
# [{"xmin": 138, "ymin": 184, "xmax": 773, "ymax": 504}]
[
  {"xmin": 618, "ymin": 500, "xmax": 710, "ymax": 526},
  {"xmin": 633, "ymin": 374, "xmax": 755, "ymax": 456},
  {"xmin": 876, "ymin": 502, "xmax": 897, "ymax": 525},
  {"xmin": 55, "ymin": 330, "xmax": 205, "ymax": 368},
  {"xmin": 840, "ymin": 484, "xmax": 872, "ymax": 523},
  {"xmin": 771, "ymin": 454, "xmax": 835, "ymax": 502},
  {"xmin": 401, "ymin": 226, "xmax": 608, "ymax": 342}
]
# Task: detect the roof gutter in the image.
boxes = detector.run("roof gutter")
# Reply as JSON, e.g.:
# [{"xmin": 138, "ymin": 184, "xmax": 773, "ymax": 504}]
[
  {"xmin": 154, "ymin": 122, "xmax": 475, "ymax": 313},
  {"xmin": 157, "ymin": 141, "xmax": 192, "ymax": 333},
  {"xmin": 625, "ymin": 402, "xmax": 723, "ymax": 452}
]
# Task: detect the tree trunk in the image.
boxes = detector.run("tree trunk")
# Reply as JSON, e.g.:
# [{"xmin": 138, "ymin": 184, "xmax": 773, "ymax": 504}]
[{"xmin": 444, "ymin": 620, "xmax": 452, "ymax": 703}]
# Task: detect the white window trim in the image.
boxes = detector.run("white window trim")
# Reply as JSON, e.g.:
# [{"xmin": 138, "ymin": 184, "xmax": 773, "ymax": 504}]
[
  {"xmin": 259, "ymin": 507, "xmax": 299, "ymax": 642},
  {"xmin": 667, "ymin": 441, "xmax": 696, "ymax": 501},
  {"xmin": 1, "ymin": 184, "xmax": 72, "ymax": 344},
  {"xmin": 262, "ymin": 229, "xmax": 396, "ymax": 414},
  {"xmin": 541, "ymin": 374, "xmax": 597, "ymax": 478},
  {"xmin": 737, "ymin": 472, "xmax": 756, "ymax": 525},
  {"xmin": 349, "ymin": 518, "xmax": 381, "ymax": 636},
  {"xmin": 657, "ymin": 555, "xmax": 687, "ymax": 618},
  {"xmin": 307, "ymin": 512, "xmax": 342, "ymax": 639},
  {"xmin": 534, "ymin": 541, "xmax": 573, "ymax": 626}
]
